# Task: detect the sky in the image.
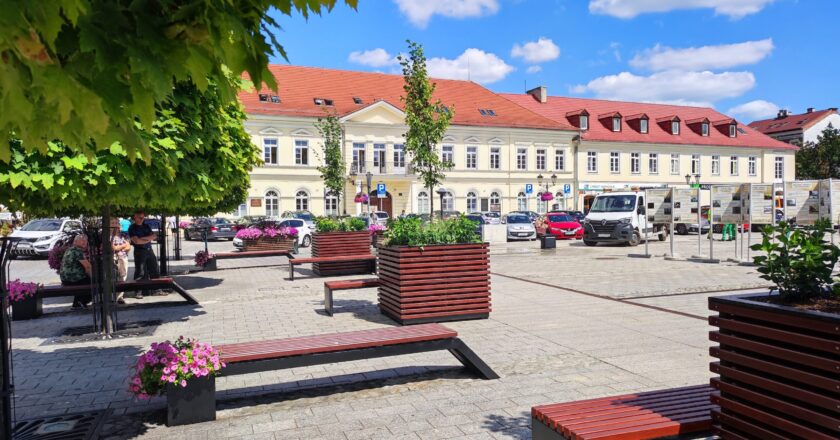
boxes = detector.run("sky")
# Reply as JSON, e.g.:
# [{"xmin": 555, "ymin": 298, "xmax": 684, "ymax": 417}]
[{"xmin": 269, "ymin": 0, "xmax": 838, "ymax": 123}]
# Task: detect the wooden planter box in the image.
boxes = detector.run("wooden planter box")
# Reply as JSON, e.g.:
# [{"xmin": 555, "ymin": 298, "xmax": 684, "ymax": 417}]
[
  {"xmin": 708, "ymin": 293, "xmax": 840, "ymax": 440},
  {"xmin": 377, "ymin": 243, "xmax": 491, "ymax": 325},
  {"xmin": 312, "ymin": 231, "xmax": 372, "ymax": 276},
  {"xmin": 11, "ymin": 294, "xmax": 42, "ymax": 320},
  {"xmin": 242, "ymin": 237, "xmax": 296, "ymax": 252}
]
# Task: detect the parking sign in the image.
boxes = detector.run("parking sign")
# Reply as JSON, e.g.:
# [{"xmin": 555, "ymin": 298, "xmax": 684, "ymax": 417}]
[
  {"xmin": 563, "ymin": 184, "xmax": 571, "ymax": 194},
  {"xmin": 376, "ymin": 183, "xmax": 386, "ymax": 198},
  {"xmin": 525, "ymin": 184, "xmax": 533, "ymax": 195}
]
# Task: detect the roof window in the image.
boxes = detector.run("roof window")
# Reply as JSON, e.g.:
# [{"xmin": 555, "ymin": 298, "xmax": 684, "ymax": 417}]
[
  {"xmin": 259, "ymin": 94, "xmax": 268, "ymax": 102},
  {"xmin": 353, "ymin": 97, "xmax": 363, "ymax": 104},
  {"xmin": 478, "ymin": 108, "xmax": 497, "ymax": 117},
  {"xmin": 314, "ymin": 98, "xmax": 334, "ymax": 106}
]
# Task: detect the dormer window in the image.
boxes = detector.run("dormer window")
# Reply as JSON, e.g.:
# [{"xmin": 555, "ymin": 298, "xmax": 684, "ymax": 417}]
[
  {"xmin": 259, "ymin": 94, "xmax": 268, "ymax": 102},
  {"xmin": 612, "ymin": 117, "xmax": 621, "ymax": 132},
  {"xmin": 353, "ymin": 97, "xmax": 363, "ymax": 104},
  {"xmin": 640, "ymin": 118, "xmax": 649, "ymax": 134},
  {"xmin": 729, "ymin": 124, "xmax": 737, "ymax": 138},
  {"xmin": 701, "ymin": 122, "xmax": 709, "ymax": 136},
  {"xmin": 580, "ymin": 115, "xmax": 589, "ymax": 131},
  {"xmin": 314, "ymin": 98, "xmax": 334, "ymax": 106},
  {"xmin": 671, "ymin": 121, "xmax": 680, "ymax": 135}
]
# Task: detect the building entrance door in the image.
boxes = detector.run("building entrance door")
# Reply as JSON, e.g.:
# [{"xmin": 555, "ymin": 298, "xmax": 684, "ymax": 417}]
[{"xmin": 370, "ymin": 190, "xmax": 393, "ymax": 217}]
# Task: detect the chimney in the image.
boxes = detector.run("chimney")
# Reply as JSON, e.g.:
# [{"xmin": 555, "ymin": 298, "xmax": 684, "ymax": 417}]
[
  {"xmin": 527, "ymin": 86, "xmax": 547, "ymax": 103},
  {"xmin": 806, "ymin": 107, "xmax": 815, "ymax": 113},
  {"xmin": 777, "ymin": 109, "xmax": 789, "ymax": 119}
]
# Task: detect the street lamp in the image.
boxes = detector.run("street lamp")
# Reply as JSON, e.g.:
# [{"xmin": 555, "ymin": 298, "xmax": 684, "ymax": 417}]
[
  {"xmin": 365, "ymin": 171, "xmax": 373, "ymax": 214},
  {"xmin": 684, "ymin": 173, "xmax": 700, "ymax": 186},
  {"xmin": 436, "ymin": 187, "xmax": 447, "ymax": 220}
]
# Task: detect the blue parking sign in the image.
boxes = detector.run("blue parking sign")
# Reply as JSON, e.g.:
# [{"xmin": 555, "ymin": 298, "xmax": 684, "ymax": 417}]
[
  {"xmin": 376, "ymin": 183, "xmax": 386, "ymax": 198},
  {"xmin": 525, "ymin": 184, "xmax": 533, "ymax": 195},
  {"xmin": 563, "ymin": 184, "xmax": 571, "ymax": 194}
]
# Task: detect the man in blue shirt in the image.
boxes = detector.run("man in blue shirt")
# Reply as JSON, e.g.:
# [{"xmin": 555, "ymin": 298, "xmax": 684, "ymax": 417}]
[
  {"xmin": 119, "ymin": 217, "xmax": 131, "ymax": 234},
  {"xmin": 128, "ymin": 209, "xmax": 159, "ymax": 298}
]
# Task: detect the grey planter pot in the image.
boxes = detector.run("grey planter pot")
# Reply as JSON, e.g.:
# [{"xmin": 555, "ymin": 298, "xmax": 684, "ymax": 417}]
[
  {"xmin": 166, "ymin": 375, "xmax": 216, "ymax": 426},
  {"xmin": 11, "ymin": 295, "xmax": 42, "ymax": 320}
]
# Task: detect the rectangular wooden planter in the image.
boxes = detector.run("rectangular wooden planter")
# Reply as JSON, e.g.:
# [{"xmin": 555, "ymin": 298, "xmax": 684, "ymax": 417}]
[
  {"xmin": 242, "ymin": 238, "xmax": 296, "ymax": 252},
  {"xmin": 708, "ymin": 293, "xmax": 840, "ymax": 440},
  {"xmin": 311, "ymin": 231, "xmax": 373, "ymax": 276},
  {"xmin": 377, "ymin": 243, "xmax": 491, "ymax": 325}
]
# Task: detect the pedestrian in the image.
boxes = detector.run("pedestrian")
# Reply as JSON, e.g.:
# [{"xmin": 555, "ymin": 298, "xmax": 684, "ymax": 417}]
[
  {"xmin": 128, "ymin": 209, "xmax": 160, "ymax": 298},
  {"xmin": 722, "ymin": 223, "xmax": 736, "ymax": 241},
  {"xmin": 60, "ymin": 233, "xmax": 92, "ymax": 309},
  {"xmin": 399, "ymin": 209, "xmax": 406, "ymax": 219},
  {"xmin": 110, "ymin": 217, "xmax": 131, "ymax": 304},
  {"xmin": 119, "ymin": 217, "xmax": 131, "ymax": 236}
]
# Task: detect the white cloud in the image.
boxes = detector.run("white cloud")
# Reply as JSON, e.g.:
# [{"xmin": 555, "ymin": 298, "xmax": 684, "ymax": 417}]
[
  {"xmin": 630, "ymin": 39, "xmax": 774, "ymax": 71},
  {"xmin": 589, "ymin": 0, "xmax": 774, "ymax": 19},
  {"xmin": 348, "ymin": 48, "xmax": 398, "ymax": 68},
  {"xmin": 511, "ymin": 37, "xmax": 561, "ymax": 64},
  {"xmin": 427, "ymin": 48, "xmax": 514, "ymax": 84},
  {"xmin": 394, "ymin": 0, "xmax": 499, "ymax": 28},
  {"xmin": 572, "ymin": 70, "xmax": 756, "ymax": 107},
  {"xmin": 526, "ymin": 65, "xmax": 542, "ymax": 74},
  {"xmin": 728, "ymin": 100, "xmax": 780, "ymax": 121}
]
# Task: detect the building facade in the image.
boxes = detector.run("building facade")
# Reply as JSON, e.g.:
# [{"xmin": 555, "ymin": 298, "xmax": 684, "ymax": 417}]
[{"xmin": 749, "ymin": 108, "xmax": 840, "ymax": 145}]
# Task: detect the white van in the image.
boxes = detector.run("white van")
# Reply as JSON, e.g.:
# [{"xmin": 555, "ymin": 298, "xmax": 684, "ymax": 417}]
[{"xmin": 582, "ymin": 192, "xmax": 668, "ymax": 246}]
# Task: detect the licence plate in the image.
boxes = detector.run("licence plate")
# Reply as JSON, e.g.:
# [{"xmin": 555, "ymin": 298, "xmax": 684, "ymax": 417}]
[
  {"xmin": 516, "ymin": 232, "xmax": 528, "ymax": 237},
  {"xmin": 598, "ymin": 233, "xmax": 610, "ymax": 238},
  {"xmin": 220, "ymin": 228, "xmax": 230, "ymax": 231},
  {"xmin": 565, "ymin": 231, "xmax": 576, "ymax": 235},
  {"xmin": 16, "ymin": 242, "xmax": 31, "ymax": 249}
]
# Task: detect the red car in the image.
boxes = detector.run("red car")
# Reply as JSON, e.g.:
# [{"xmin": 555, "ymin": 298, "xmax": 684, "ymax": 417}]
[{"xmin": 539, "ymin": 212, "xmax": 584, "ymax": 240}]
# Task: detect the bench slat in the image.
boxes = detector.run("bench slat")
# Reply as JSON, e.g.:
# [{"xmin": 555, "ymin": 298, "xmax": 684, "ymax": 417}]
[
  {"xmin": 291, "ymin": 255, "xmax": 375, "ymax": 264},
  {"xmin": 218, "ymin": 324, "xmax": 456, "ymax": 363},
  {"xmin": 324, "ymin": 279, "xmax": 380, "ymax": 290}
]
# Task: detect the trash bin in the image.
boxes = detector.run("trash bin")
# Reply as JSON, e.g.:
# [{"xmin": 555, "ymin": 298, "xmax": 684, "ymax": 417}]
[{"xmin": 540, "ymin": 235, "xmax": 556, "ymax": 249}]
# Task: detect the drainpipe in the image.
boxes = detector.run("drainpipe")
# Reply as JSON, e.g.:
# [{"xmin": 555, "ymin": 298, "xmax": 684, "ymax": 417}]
[{"xmin": 572, "ymin": 131, "xmax": 581, "ymax": 211}]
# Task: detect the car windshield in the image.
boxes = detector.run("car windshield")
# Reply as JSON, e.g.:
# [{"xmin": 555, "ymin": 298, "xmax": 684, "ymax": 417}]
[
  {"xmin": 21, "ymin": 219, "xmax": 62, "ymax": 231},
  {"xmin": 374, "ymin": 212, "xmax": 388, "ymax": 219},
  {"xmin": 295, "ymin": 213, "xmax": 313, "ymax": 221},
  {"xmin": 280, "ymin": 220, "xmax": 304, "ymax": 228},
  {"xmin": 589, "ymin": 195, "xmax": 637, "ymax": 213},
  {"xmin": 507, "ymin": 215, "xmax": 530, "ymax": 224},
  {"xmin": 547, "ymin": 214, "xmax": 573, "ymax": 222},
  {"xmin": 211, "ymin": 218, "xmax": 228, "ymax": 225},
  {"xmin": 484, "ymin": 212, "xmax": 500, "ymax": 218}
]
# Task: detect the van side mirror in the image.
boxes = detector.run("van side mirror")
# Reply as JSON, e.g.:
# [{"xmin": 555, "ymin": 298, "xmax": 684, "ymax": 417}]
[{"xmin": 637, "ymin": 206, "xmax": 645, "ymax": 215}]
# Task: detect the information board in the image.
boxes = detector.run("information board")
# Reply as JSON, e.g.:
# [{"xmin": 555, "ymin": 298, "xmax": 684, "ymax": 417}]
[
  {"xmin": 829, "ymin": 180, "xmax": 840, "ymax": 225},
  {"xmin": 710, "ymin": 185, "xmax": 742, "ymax": 224},
  {"xmin": 671, "ymin": 188, "xmax": 699, "ymax": 223},
  {"xmin": 819, "ymin": 179, "xmax": 831, "ymax": 222},
  {"xmin": 784, "ymin": 181, "xmax": 820, "ymax": 225},
  {"xmin": 644, "ymin": 188, "xmax": 672, "ymax": 224},
  {"xmin": 746, "ymin": 183, "xmax": 774, "ymax": 225}
]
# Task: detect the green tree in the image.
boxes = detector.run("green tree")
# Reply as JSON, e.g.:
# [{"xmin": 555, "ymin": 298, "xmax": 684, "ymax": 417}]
[
  {"xmin": 398, "ymin": 40, "xmax": 453, "ymax": 219},
  {"xmin": 796, "ymin": 124, "xmax": 840, "ymax": 179},
  {"xmin": 315, "ymin": 113, "xmax": 347, "ymax": 215},
  {"xmin": 0, "ymin": 0, "xmax": 356, "ymax": 161}
]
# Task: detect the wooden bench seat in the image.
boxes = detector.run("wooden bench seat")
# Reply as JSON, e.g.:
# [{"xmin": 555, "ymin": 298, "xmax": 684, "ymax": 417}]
[
  {"xmin": 167, "ymin": 323, "xmax": 498, "ymax": 425},
  {"xmin": 288, "ymin": 255, "xmax": 376, "ymax": 280},
  {"xmin": 532, "ymin": 385, "xmax": 715, "ymax": 440},
  {"xmin": 40, "ymin": 277, "xmax": 198, "ymax": 305},
  {"xmin": 213, "ymin": 250, "xmax": 292, "ymax": 260},
  {"xmin": 323, "ymin": 278, "xmax": 380, "ymax": 316}
]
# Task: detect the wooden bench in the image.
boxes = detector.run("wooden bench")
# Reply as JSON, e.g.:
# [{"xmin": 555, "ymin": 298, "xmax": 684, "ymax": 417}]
[
  {"xmin": 323, "ymin": 278, "xmax": 380, "ymax": 316},
  {"xmin": 531, "ymin": 385, "xmax": 715, "ymax": 440},
  {"xmin": 288, "ymin": 255, "xmax": 376, "ymax": 280},
  {"xmin": 204, "ymin": 250, "xmax": 292, "ymax": 270},
  {"xmin": 166, "ymin": 323, "xmax": 498, "ymax": 426},
  {"xmin": 40, "ymin": 278, "xmax": 198, "ymax": 305}
]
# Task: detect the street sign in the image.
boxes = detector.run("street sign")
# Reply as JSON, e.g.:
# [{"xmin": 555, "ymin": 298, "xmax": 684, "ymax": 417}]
[
  {"xmin": 563, "ymin": 184, "xmax": 571, "ymax": 194},
  {"xmin": 376, "ymin": 183, "xmax": 386, "ymax": 198},
  {"xmin": 525, "ymin": 184, "xmax": 533, "ymax": 195}
]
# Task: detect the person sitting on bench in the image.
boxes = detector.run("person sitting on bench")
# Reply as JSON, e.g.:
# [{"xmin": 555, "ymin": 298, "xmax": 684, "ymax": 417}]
[{"xmin": 60, "ymin": 233, "xmax": 92, "ymax": 309}]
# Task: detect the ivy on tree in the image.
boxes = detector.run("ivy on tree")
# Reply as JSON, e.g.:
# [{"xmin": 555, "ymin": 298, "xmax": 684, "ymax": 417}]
[
  {"xmin": 398, "ymin": 40, "xmax": 453, "ymax": 218},
  {"xmin": 0, "ymin": 0, "xmax": 356, "ymax": 162},
  {"xmin": 0, "ymin": 79, "xmax": 259, "ymax": 217},
  {"xmin": 796, "ymin": 124, "xmax": 840, "ymax": 180},
  {"xmin": 315, "ymin": 112, "xmax": 347, "ymax": 214}
]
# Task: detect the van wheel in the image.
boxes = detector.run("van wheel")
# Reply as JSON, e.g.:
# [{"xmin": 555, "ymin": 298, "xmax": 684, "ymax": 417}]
[
  {"xmin": 659, "ymin": 228, "xmax": 668, "ymax": 241},
  {"xmin": 583, "ymin": 240, "xmax": 597, "ymax": 247},
  {"xmin": 628, "ymin": 231, "xmax": 641, "ymax": 246},
  {"xmin": 676, "ymin": 224, "xmax": 687, "ymax": 235}
]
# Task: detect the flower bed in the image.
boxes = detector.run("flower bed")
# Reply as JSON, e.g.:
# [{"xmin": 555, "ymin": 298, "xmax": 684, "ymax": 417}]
[
  {"xmin": 8, "ymin": 279, "xmax": 42, "ymax": 320},
  {"xmin": 235, "ymin": 226, "xmax": 297, "ymax": 252},
  {"xmin": 369, "ymin": 223, "xmax": 386, "ymax": 248}
]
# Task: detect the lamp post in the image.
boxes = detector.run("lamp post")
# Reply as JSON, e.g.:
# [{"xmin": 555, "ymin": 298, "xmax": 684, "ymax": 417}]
[
  {"xmin": 365, "ymin": 171, "xmax": 373, "ymax": 215},
  {"xmin": 436, "ymin": 187, "xmax": 447, "ymax": 221},
  {"xmin": 537, "ymin": 173, "xmax": 559, "ymax": 211},
  {"xmin": 684, "ymin": 173, "xmax": 702, "ymax": 257}
]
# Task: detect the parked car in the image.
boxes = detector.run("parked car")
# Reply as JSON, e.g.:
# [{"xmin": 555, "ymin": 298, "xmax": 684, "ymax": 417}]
[
  {"xmin": 441, "ymin": 210, "xmax": 462, "ymax": 220},
  {"xmin": 503, "ymin": 213, "xmax": 536, "ymax": 241},
  {"xmin": 369, "ymin": 211, "xmax": 389, "ymax": 226},
  {"xmin": 10, "ymin": 218, "xmax": 82, "ymax": 257},
  {"xmin": 566, "ymin": 210, "xmax": 586, "ymax": 223},
  {"xmin": 472, "ymin": 211, "xmax": 501, "ymax": 224},
  {"xmin": 186, "ymin": 217, "xmax": 237, "ymax": 240},
  {"xmin": 540, "ymin": 212, "xmax": 584, "ymax": 240},
  {"xmin": 281, "ymin": 210, "xmax": 315, "ymax": 228},
  {"xmin": 233, "ymin": 218, "xmax": 312, "ymax": 249},
  {"xmin": 508, "ymin": 210, "xmax": 539, "ymax": 223},
  {"xmin": 465, "ymin": 214, "xmax": 486, "ymax": 236},
  {"xmin": 405, "ymin": 213, "xmax": 431, "ymax": 223}
]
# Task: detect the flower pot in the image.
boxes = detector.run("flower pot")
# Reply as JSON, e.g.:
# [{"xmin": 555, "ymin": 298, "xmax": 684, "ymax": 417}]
[
  {"xmin": 377, "ymin": 243, "xmax": 491, "ymax": 324},
  {"xmin": 11, "ymin": 294, "xmax": 42, "ymax": 320},
  {"xmin": 166, "ymin": 375, "xmax": 216, "ymax": 426},
  {"xmin": 242, "ymin": 237, "xmax": 296, "ymax": 252},
  {"xmin": 708, "ymin": 293, "xmax": 840, "ymax": 439},
  {"xmin": 540, "ymin": 235, "xmax": 556, "ymax": 249},
  {"xmin": 371, "ymin": 231, "xmax": 386, "ymax": 248},
  {"xmin": 202, "ymin": 258, "xmax": 217, "ymax": 271},
  {"xmin": 312, "ymin": 231, "xmax": 372, "ymax": 276}
]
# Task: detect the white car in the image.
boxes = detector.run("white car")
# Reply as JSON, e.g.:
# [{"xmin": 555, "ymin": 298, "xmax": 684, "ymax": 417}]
[
  {"xmin": 370, "ymin": 211, "xmax": 389, "ymax": 226},
  {"xmin": 232, "ymin": 218, "xmax": 313, "ymax": 250},
  {"xmin": 10, "ymin": 218, "xmax": 82, "ymax": 257},
  {"xmin": 503, "ymin": 213, "xmax": 536, "ymax": 241}
]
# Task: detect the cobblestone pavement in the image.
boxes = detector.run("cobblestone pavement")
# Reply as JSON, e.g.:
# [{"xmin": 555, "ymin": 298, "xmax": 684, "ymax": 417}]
[{"xmin": 8, "ymin": 234, "xmax": 765, "ymax": 439}]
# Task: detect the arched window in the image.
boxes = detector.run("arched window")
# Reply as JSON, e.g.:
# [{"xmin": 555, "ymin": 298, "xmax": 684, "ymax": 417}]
[
  {"xmin": 490, "ymin": 191, "xmax": 501, "ymax": 212},
  {"xmin": 517, "ymin": 192, "xmax": 528, "ymax": 211},
  {"xmin": 537, "ymin": 194, "xmax": 547, "ymax": 214},
  {"xmin": 466, "ymin": 192, "xmax": 478, "ymax": 213},
  {"xmin": 442, "ymin": 191, "xmax": 454, "ymax": 212},
  {"xmin": 265, "ymin": 190, "xmax": 279, "ymax": 218},
  {"xmin": 324, "ymin": 191, "xmax": 338, "ymax": 216},
  {"xmin": 417, "ymin": 191, "xmax": 430, "ymax": 214},
  {"xmin": 295, "ymin": 190, "xmax": 309, "ymax": 211}
]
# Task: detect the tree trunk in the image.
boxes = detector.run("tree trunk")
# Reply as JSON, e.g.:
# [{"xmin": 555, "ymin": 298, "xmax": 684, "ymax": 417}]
[
  {"xmin": 100, "ymin": 205, "xmax": 115, "ymax": 335},
  {"xmin": 428, "ymin": 184, "xmax": 434, "ymax": 220},
  {"xmin": 159, "ymin": 214, "xmax": 168, "ymax": 276}
]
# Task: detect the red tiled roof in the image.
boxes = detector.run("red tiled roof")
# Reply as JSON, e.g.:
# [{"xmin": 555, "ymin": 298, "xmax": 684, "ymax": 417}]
[
  {"xmin": 238, "ymin": 65, "xmax": 571, "ymax": 131},
  {"xmin": 501, "ymin": 94, "xmax": 796, "ymax": 150},
  {"xmin": 748, "ymin": 108, "xmax": 838, "ymax": 134}
]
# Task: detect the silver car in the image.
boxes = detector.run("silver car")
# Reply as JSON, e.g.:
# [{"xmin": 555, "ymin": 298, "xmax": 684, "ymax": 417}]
[{"xmin": 504, "ymin": 213, "xmax": 536, "ymax": 241}]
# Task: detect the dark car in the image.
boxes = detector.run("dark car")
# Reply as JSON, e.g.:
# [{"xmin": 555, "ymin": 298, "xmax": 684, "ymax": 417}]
[
  {"xmin": 567, "ymin": 211, "xmax": 586, "ymax": 223},
  {"xmin": 405, "ymin": 213, "xmax": 431, "ymax": 223},
  {"xmin": 186, "ymin": 217, "xmax": 237, "ymax": 240},
  {"xmin": 465, "ymin": 214, "xmax": 486, "ymax": 236}
]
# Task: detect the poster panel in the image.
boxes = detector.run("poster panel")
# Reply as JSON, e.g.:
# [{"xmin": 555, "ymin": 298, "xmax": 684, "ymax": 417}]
[
  {"xmin": 711, "ymin": 185, "xmax": 742, "ymax": 224},
  {"xmin": 819, "ymin": 179, "xmax": 831, "ymax": 221},
  {"xmin": 748, "ymin": 183, "xmax": 774, "ymax": 225},
  {"xmin": 784, "ymin": 181, "xmax": 820, "ymax": 225},
  {"xmin": 644, "ymin": 188, "xmax": 672, "ymax": 224},
  {"xmin": 830, "ymin": 180, "xmax": 840, "ymax": 225},
  {"xmin": 671, "ymin": 188, "xmax": 698, "ymax": 223}
]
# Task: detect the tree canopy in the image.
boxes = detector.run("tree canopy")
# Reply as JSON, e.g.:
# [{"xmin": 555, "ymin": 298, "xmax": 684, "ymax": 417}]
[
  {"xmin": 796, "ymin": 124, "xmax": 840, "ymax": 180},
  {"xmin": 0, "ymin": 0, "xmax": 356, "ymax": 162},
  {"xmin": 0, "ymin": 80, "xmax": 260, "ymax": 217},
  {"xmin": 315, "ymin": 112, "xmax": 346, "ymax": 210}
]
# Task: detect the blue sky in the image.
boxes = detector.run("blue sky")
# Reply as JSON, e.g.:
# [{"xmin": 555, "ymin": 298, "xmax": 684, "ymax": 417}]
[{"xmin": 270, "ymin": 0, "xmax": 837, "ymax": 122}]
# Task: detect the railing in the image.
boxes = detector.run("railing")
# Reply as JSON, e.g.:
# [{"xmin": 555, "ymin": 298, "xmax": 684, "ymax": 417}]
[{"xmin": 350, "ymin": 161, "xmax": 413, "ymax": 176}]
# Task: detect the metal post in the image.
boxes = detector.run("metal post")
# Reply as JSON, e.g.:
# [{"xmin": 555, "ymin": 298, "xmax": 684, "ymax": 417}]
[
  {"xmin": 174, "ymin": 215, "xmax": 182, "ymax": 261},
  {"xmin": 203, "ymin": 228, "xmax": 208, "ymax": 254},
  {"xmin": 0, "ymin": 238, "xmax": 14, "ymax": 440},
  {"xmin": 159, "ymin": 214, "xmax": 167, "ymax": 276},
  {"xmin": 709, "ymin": 195, "xmax": 715, "ymax": 262},
  {"xmin": 644, "ymin": 206, "xmax": 649, "ymax": 257},
  {"xmin": 669, "ymin": 204, "xmax": 675, "ymax": 258},
  {"xmin": 696, "ymin": 188, "xmax": 702, "ymax": 257}
]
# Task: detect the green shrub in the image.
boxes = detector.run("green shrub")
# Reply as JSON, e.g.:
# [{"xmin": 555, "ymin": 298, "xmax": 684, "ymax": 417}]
[
  {"xmin": 751, "ymin": 219, "xmax": 840, "ymax": 302},
  {"xmin": 342, "ymin": 217, "xmax": 367, "ymax": 232},
  {"xmin": 314, "ymin": 216, "xmax": 368, "ymax": 233},
  {"xmin": 314, "ymin": 217, "xmax": 340, "ymax": 233},
  {"xmin": 385, "ymin": 215, "xmax": 481, "ymax": 247}
]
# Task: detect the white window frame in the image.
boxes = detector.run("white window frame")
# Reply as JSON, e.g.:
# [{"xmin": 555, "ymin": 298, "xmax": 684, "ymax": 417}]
[
  {"xmin": 648, "ymin": 153, "xmax": 658, "ymax": 174},
  {"xmin": 294, "ymin": 139, "xmax": 309, "ymax": 165},
  {"xmin": 536, "ymin": 148, "xmax": 547, "ymax": 171},
  {"xmin": 442, "ymin": 145, "xmax": 454, "ymax": 164},
  {"xmin": 711, "ymin": 155, "xmax": 720, "ymax": 176},
  {"xmin": 612, "ymin": 117, "xmax": 621, "ymax": 132},
  {"xmin": 580, "ymin": 115, "xmax": 589, "ymax": 131},
  {"xmin": 640, "ymin": 118, "xmax": 649, "ymax": 134},
  {"xmin": 691, "ymin": 154, "xmax": 700, "ymax": 175},
  {"xmin": 516, "ymin": 147, "xmax": 527, "ymax": 171},
  {"xmin": 748, "ymin": 156, "xmax": 757, "ymax": 176},
  {"xmin": 555, "ymin": 149, "xmax": 565, "ymax": 171},
  {"xmin": 671, "ymin": 121, "xmax": 680, "ymax": 135},
  {"xmin": 324, "ymin": 191, "xmax": 338, "ymax": 216},
  {"xmin": 630, "ymin": 152, "xmax": 640, "ymax": 174},
  {"xmin": 729, "ymin": 124, "xmax": 737, "ymax": 138},
  {"xmin": 295, "ymin": 190, "xmax": 309, "ymax": 211},
  {"xmin": 466, "ymin": 146, "xmax": 478, "ymax": 169},
  {"xmin": 490, "ymin": 191, "xmax": 501, "ymax": 212},
  {"xmin": 442, "ymin": 191, "xmax": 454, "ymax": 211},
  {"xmin": 393, "ymin": 144, "xmax": 405, "ymax": 169},
  {"xmin": 265, "ymin": 190, "xmax": 280, "ymax": 217},
  {"xmin": 263, "ymin": 138, "xmax": 279, "ymax": 165},
  {"xmin": 730, "ymin": 156, "xmax": 739, "ymax": 176},
  {"xmin": 372, "ymin": 143, "xmax": 385, "ymax": 169},
  {"xmin": 701, "ymin": 122, "xmax": 709, "ymax": 137},
  {"xmin": 587, "ymin": 151, "xmax": 597, "ymax": 173},
  {"xmin": 466, "ymin": 191, "xmax": 478, "ymax": 212},
  {"xmin": 490, "ymin": 147, "xmax": 501, "ymax": 170},
  {"xmin": 610, "ymin": 152, "xmax": 620, "ymax": 174},
  {"xmin": 352, "ymin": 142, "xmax": 366, "ymax": 170},
  {"xmin": 517, "ymin": 192, "xmax": 528, "ymax": 211},
  {"xmin": 775, "ymin": 157, "xmax": 784, "ymax": 180},
  {"xmin": 670, "ymin": 153, "xmax": 680, "ymax": 175},
  {"xmin": 417, "ymin": 191, "xmax": 430, "ymax": 214}
]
